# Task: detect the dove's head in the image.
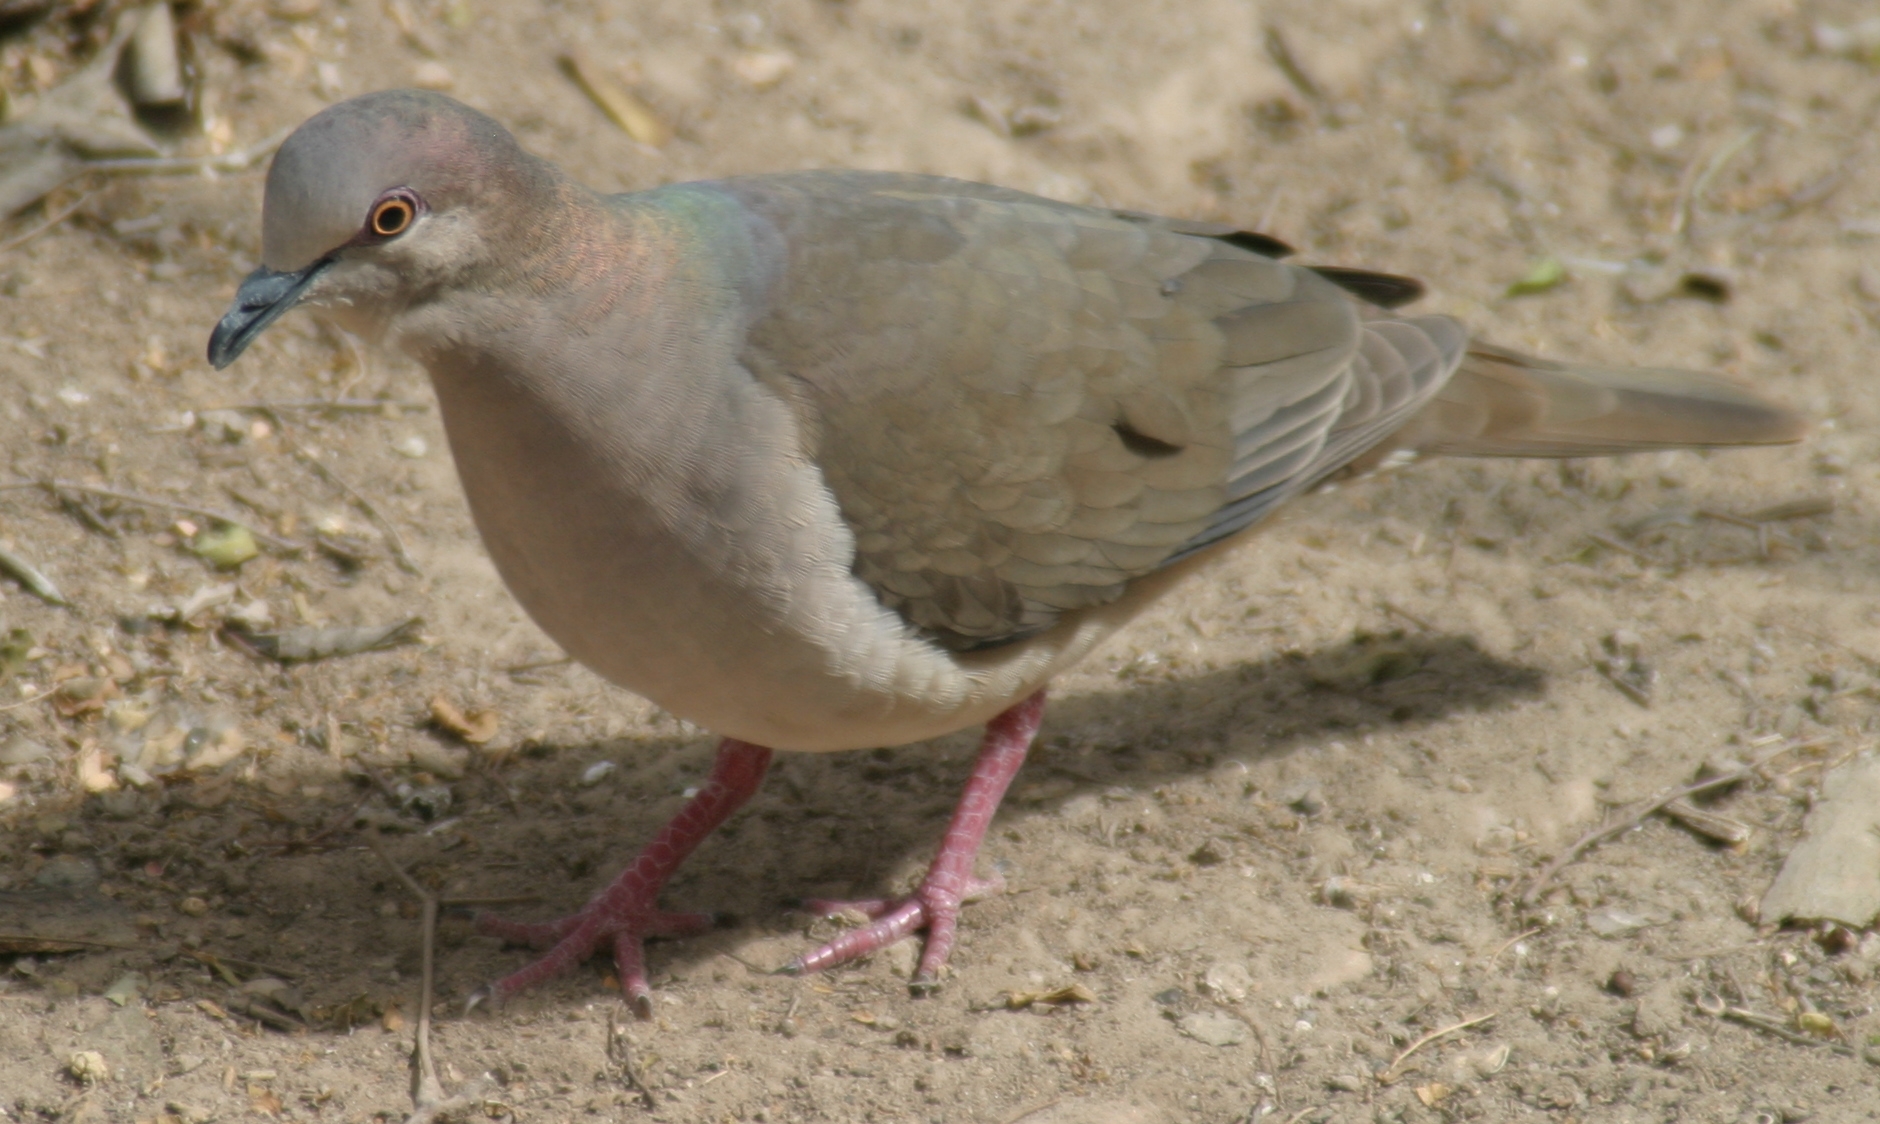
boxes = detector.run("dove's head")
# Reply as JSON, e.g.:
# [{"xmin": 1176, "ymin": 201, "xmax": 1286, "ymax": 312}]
[{"xmin": 208, "ymin": 88, "xmax": 559, "ymax": 366}]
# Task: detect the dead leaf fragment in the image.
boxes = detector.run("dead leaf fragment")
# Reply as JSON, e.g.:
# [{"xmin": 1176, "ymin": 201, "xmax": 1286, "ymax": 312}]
[
  {"xmin": 54, "ymin": 676, "xmax": 119, "ymax": 718},
  {"xmin": 0, "ymin": 543, "xmax": 67, "ymax": 605},
  {"xmin": 1001, "ymin": 983, "xmax": 1096, "ymax": 1010},
  {"xmin": 248, "ymin": 1087, "xmax": 284, "ymax": 1115},
  {"xmin": 559, "ymin": 47, "xmax": 671, "ymax": 147},
  {"xmin": 238, "ymin": 618, "xmax": 421, "ymax": 663},
  {"xmin": 430, "ymin": 695, "xmax": 499, "ymax": 744}
]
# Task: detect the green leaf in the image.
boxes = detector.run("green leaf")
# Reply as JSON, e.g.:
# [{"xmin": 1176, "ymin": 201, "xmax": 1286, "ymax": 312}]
[
  {"xmin": 1506, "ymin": 256, "xmax": 1566, "ymax": 296},
  {"xmin": 193, "ymin": 524, "xmax": 259, "ymax": 569}
]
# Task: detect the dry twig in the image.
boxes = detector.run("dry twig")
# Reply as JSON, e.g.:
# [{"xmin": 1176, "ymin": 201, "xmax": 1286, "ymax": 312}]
[
  {"xmin": 1520, "ymin": 737, "xmax": 1821, "ymax": 906},
  {"xmin": 1695, "ymin": 994, "xmax": 1856, "ymax": 1056},
  {"xmin": 368, "ymin": 836, "xmax": 488, "ymax": 1123},
  {"xmin": 78, "ymin": 127, "xmax": 292, "ymax": 176},
  {"xmin": 1262, "ymin": 25, "xmax": 1326, "ymax": 107},
  {"xmin": 284, "ymin": 440, "xmax": 423, "ymax": 575},
  {"xmin": 0, "ymin": 542, "xmax": 67, "ymax": 604},
  {"xmin": 1379, "ymin": 1012, "xmax": 1498, "ymax": 1083},
  {"xmin": 0, "ymin": 689, "xmax": 56, "ymax": 713},
  {"xmin": 1485, "ymin": 926, "xmax": 1544, "ymax": 969},
  {"xmin": 0, "ymin": 191, "xmax": 94, "ymax": 255},
  {"xmin": 0, "ymin": 479, "xmax": 304, "ymax": 554},
  {"xmin": 607, "ymin": 1007, "xmax": 659, "ymax": 1110},
  {"xmin": 205, "ymin": 398, "xmax": 430, "ymax": 414}
]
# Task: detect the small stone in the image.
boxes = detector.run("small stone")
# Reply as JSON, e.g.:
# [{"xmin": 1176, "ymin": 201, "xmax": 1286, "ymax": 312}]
[
  {"xmin": 1282, "ymin": 782, "xmax": 1324, "ymax": 816},
  {"xmin": 1201, "ymin": 962, "xmax": 1253, "ymax": 1002},
  {"xmin": 35, "ymin": 855, "xmax": 99, "ymax": 892},
  {"xmin": 177, "ymin": 896, "xmax": 209, "ymax": 917},
  {"xmin": 411, "ymin": 61, "xmax": 455, "ymax": 90},
  {"xmin": 1175, "ymin": 1012, "xmax": 1248, "ymax": 1046},
  {"xmin": 1188, "ymin": 839, "xmax": 1229, "ymax": 866},
  {"xmin": 731, "ymin": 50, "xmax": 795, "ymax": 89},
  {"xmin": 1320, "ymin": 876, "xmax": 1367, "ymax": 909},
  {"xmin": 883, "ymin": 939, "xmax": 920, "ymax": 979},
  {"xmin": 104, "ymin": 972, "xmax": 147, "ymax": 1006},
  {"xmin": 67, "ymin": 1050, "xmax": 109, "ymax": 1084},
  {"xmin": 1586, "ymin": 907, "xmax": 1655, "ymax": 937},
  {"xmin": 0, "ymin": 735, "xmax": 52, "ymax": 764},
  {"xmin": 1631, "ymin": 980, "xmax": 1685, "ymax": 1038}
]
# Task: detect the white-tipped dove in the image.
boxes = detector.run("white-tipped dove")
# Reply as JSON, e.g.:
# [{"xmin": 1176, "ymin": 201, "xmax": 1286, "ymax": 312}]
[{"xmin": 208, "ymin": 89, "xmax": 1806, "ymax": 1014}]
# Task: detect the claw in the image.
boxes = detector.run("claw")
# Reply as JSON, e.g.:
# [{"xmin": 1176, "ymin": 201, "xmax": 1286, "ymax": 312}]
[
  {"xmin": 474, "ymin": 739, "xmax": 772, "ymax": 1006},
  {"xmin": 464, "ymin": 984, "xmax": 499, "ymax": 1015}
]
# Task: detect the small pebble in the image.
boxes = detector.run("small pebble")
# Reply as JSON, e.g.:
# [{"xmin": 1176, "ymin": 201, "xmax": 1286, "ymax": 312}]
[
  {"xmin": 67, "ymin": 1050, "xmax": 109, "ymax": 1084},
  {"xmin": 1175, "ymin": 1012, "xmax": 1249, "ymax": 1047},
  {"xmin": 1283, "ymin": 782, "xmax": 1325, "ymax": 816},
  {"xmin": 731, "ymin": 50, "xmax": 795, "ymax": 89},
  {"xmin": 1201, "ymin": 962, "xmax": 1252, "ymax": 1002},
  {"xmin": 1586, "ymin": 906, "xmax": 1654, "ymax": 937},
  {"xmin": 411, "ymin": 61, "xmax": 455, "ymax": 90}
]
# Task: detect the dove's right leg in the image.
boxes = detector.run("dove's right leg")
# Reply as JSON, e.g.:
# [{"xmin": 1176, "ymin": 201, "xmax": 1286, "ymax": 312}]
[{"xmin": 472, "ymin": 737, "xmax": 773, "ymax": 1017}]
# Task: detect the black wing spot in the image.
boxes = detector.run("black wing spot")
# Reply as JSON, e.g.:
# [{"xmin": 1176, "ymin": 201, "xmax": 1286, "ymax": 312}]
[
  {"xmin": 1114, "ymin": 421, "xmax": 1185, "ymax": 458},
  {"xmin": 1311, "ymin": 267, "xmax": 1425, "ymax": 309},
  {"xmin": 1218, "ymin": 230, "xmax": 1295, "ymax": 259}
]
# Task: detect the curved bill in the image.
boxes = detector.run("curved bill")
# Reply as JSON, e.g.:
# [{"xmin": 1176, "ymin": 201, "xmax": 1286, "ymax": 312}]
[{"xmin": 206, "ymin": 259, "xmax": 332, "ymax": 369}]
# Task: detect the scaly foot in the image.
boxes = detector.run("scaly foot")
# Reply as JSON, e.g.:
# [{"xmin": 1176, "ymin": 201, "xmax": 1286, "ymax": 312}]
[
  {"xmin": 785, "ymin": 691, "xmax": 1045, "ymax": 991},
  {"xmin": 469, "ymin": 738, "xmax": 772, "ymax": 1017}
]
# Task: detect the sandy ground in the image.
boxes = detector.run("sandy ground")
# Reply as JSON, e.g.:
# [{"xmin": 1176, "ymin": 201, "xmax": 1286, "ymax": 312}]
[{"xmin": 3, "ymin": 0, "xmax": 1880, "ymax": 1120}]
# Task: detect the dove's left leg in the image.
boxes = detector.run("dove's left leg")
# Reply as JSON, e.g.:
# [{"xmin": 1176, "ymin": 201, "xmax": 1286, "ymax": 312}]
[
  {"xmin": 788, "ymin": 690, "xmax": 1045, "ymax": 992},
  {"xmin": 472, "ymin": 737, "xmax": 773, "ymax": 1017}
]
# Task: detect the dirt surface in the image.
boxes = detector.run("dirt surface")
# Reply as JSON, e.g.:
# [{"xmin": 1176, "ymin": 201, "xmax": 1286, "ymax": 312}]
[{"xmin": 3, "ymin": 0, "xmax": 1880, "ymax": 1120}]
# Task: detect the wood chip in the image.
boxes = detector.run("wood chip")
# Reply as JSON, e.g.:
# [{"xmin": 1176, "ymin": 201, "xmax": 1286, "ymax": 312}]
[
  {"xmin": 1660, "ymin": 798, "xmax": 1751, "ymax": 846},
  {"xmin": 429, "ymin": 695, "xmax": 499, "ymax": 745}
]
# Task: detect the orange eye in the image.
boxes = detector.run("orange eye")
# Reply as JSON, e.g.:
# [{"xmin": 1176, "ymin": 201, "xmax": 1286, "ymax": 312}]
[{"xmin": 370, "ymin": 197, "xmax": 414, "ymax": 237}]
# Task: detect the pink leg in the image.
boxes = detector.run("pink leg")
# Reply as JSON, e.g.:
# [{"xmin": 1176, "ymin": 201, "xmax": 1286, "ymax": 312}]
[
  {"xmin": 789, "ymin": 690, "xmax": 1046, "ymax": 992},
  {"xmin": 470, "ymin": 738, "xmax": 772, "ymax": 1017}
]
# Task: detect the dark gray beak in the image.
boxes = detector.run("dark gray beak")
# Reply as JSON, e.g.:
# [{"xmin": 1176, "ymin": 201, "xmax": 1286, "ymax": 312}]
[{"xmin": 206, "ymin": 259, "xmax": 332, "ymax": 369}]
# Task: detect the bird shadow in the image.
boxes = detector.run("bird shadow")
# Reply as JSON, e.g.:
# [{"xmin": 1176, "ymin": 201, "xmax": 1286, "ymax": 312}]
[
  {"xmin": 445, "ymin": 628, "xmax": 1546, "ymax": 1005},
  {"xmin": 0, "ymin": 630, "xmax": 1544, "ymax": 1021},
  {"xmin": 734, "ymin": 628, "xmax": 1543, "ymax": 903}
]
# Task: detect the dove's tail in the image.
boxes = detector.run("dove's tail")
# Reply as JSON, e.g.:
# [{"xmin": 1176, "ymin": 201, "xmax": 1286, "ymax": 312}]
[{"xmin": 1388, "ymin": 341, "xmax": 1809, "ymax": 459}]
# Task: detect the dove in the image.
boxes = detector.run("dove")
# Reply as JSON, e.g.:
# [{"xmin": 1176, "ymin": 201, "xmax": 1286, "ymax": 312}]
[{"xmin": 208, "ymin": 89, "xmax": 1805, "ymax": 1014}]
